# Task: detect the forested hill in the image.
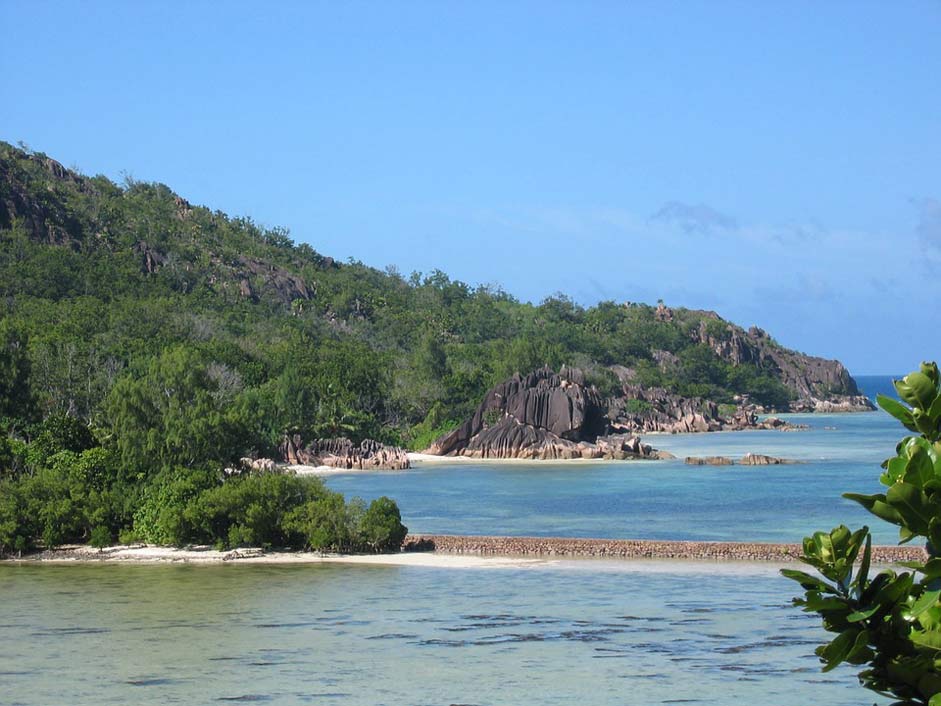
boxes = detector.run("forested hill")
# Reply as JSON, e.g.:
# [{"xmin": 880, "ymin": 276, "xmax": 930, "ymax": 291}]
[{"xmin": 0, "ymin": 140, "xmax": 864, "ymax": 454}]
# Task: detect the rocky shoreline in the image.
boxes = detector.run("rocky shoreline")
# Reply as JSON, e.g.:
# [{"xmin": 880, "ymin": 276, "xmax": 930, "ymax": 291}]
[
  {"xmin": 402, "ymin": 534, "xmax": 926, "ymax": 563},
  {"xmin": 4, "ymin": 534, "xmax": 925, "ymax": 565}
]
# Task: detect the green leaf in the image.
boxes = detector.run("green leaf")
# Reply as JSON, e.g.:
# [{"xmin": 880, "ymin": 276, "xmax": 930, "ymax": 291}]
[
  {"xmin": 929, "ymin": 395, "xmax": 941, "ymax": 423},
  {"xmin": 844, "ymin": 492, "xmax": 903, "ymax": 525},
  {"xmin": 780, "ymin": 569, "xmax": 833, "ymax": 593},
  {"xmin": 879, "ymin": 394, "xmax": 918, "ymax": 431},
  {"xmin": 897, "ymin": 372, "xmax": 937, "ymax": 410},
  {"xmin": 908, "ymin": 589, "xmax": 941, "ymax": 620},
  {"xmin": 922, "ymin": 559, "xmax": 941, "ymax": 581},
  {"xmin": 886, "ymin": 483, "xmax": 933, "ymax": 535},
  {"xmin": 905, "ymin": 446, "xmax": 936, "ymax": 487},
  {"xmin": 845, "ymin": 628, "xmax": 873, "ymax": 664},
  {"xmin": 803, "ymin": 593, "xmax": 849, "ymax": 612},
  {"xmin": 820, "ymin": 629, "xmax": 857, "ymax": 672},
  {"xmin": 855, "ymin": 533, "xmax": 872, "ymax": 593},
  {"xmin": 882, "ymin": 456, "xmax": 910, "ymax": 486},
  {"xmin": 846, "ymin": 605, "xmax": 881, "ymax": 623},
  {"xmin": 911, "ymin": 628, "xmax": 941, "ymax": 650}
]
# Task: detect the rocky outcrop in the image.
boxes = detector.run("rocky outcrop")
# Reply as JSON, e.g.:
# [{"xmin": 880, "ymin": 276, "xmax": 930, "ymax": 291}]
[
  {"xmin": 401, "ymin": 534, "xmax": 926, "ymax": 563},
  {"xmin": 134, "ymin": 241, "xmax": 167, "ymax": 274},
  {"xmin": 428, "ymin": 367, "xmax": 663, "ymax": 460},
  {"xmin": 739, "ymin": 453, "xmax": 798, "ymax": 465},
  {"xmin": 689, "ymin": 314, "xmax": 875, "ymax": 411},
  {"xmin": 235, "ymin": 255, "xmax": 313, "ymax": 305},
  {"xmin": 685, "ymin": 454, "xmax": 798, "ymax": 466},
  {"xmin": 607, "ymin": 385, "xmax": 805, "ymax": 434},
  {"xmin": 0, "ymin": 145, "xmax": 95, "ymax": 247},
  {"xmin": 685, "ymin": 456, "xmax": 734, "ymax": 466},
  {"xmin": 789, "ymin": 396, "xmax": 877, "ymax": 413},
  {"xmin": 280, "ymin": 436, "xmax": 410, "ymax": 470}
]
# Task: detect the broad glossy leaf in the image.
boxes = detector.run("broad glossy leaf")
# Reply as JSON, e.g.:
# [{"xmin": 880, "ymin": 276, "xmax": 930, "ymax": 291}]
[
  {"xmin": 879, "ymin": 394, "xmax": 918, "ymax": 432},
  {"xmin": 911, "ymin": 628, "xmax": 941, "ymax": 650},
  {"xmin": 844, "ymin": 492, "xmax": 903, "ymax": 525},
  {"xmin": 845, "ymin": 628, "xmax": 873, "ymax": 664},
  {"xmin": 898, "ymin": 372, "xmax": 937, "ymax": 410},
  {"xmin": 922, "ymin": 362, "xmax": 940, "ymax": 386},
  {"xmin": 820, "ymin": 628, "xmax": 860, "ymax": 672},
  {"xmin": 820, "ymin": 629, "xmax": 858, "ymax": 672},
  {"xmin": 907, "ymin": 589, "xmax": 941, "ymax": 620},
  {"xmin": 904, "ymin": 446, "xmax": 936, "ymax": 487},
  {"xmin": 886, "ymin": 483, "xmax": 934, "ymax": 535},
  {"xmin": 847, "ymin": 604, "xmax": 881, "ymax": 623},
  {"xmin": 878, "ymin": 573, "xmax": 915, "ymax": 605},
  {"xmin": 882, "ymin": 456, "xmax": 910, "ymax": 486},
  {"xmin": 803, "ymin": 593, "xmax": 849, "ymax": 612},
  {"xmin": 780, "ymin": 569, "xmax": 834, "ymax": 593}
]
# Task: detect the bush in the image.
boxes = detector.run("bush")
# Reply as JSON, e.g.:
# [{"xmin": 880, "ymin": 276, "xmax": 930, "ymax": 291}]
[
  {"xmin": 183, "ymin": 473, "xmax": 327, "ymax": 549},
  {"xmin": 359, "ymin": 496, "xmax": 408, "ymax": 552},
  {"xmin": 785, "ymin": 362, "xmax": 941, "ymax": 705},
  {"xmin": 133, "ymin": 467, "xmax": 220, "ymax": 546}
]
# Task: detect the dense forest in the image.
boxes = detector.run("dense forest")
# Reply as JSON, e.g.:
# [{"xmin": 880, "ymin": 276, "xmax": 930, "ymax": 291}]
[{"xmin": 0, "ymin": 141, "xmax": 856, "ymax": 553}]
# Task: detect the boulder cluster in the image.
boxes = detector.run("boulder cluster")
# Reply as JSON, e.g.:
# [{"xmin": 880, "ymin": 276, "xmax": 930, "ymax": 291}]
[
  {"xmin": 607, "ymin": 384, "xmax": 804, "ymax": 434},
  {"xmin": 280, "ymin": 436, "xmax": 410, "ymax": 470},
  {"xmin": 684, "ymin": 453, "xmax": 798, "ymax": 466},
  {"xmin": 427, "ymin": 366, "xmax": 666, "ymax": 460}
]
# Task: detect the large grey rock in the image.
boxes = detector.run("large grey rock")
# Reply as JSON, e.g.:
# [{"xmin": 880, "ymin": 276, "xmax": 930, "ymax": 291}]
[{"xmin": 428, "ymin": 366, "xmax": 661, "ymax": 461}]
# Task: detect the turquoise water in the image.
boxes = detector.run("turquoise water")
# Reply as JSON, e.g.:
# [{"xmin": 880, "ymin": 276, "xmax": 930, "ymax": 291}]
[
  {"xmin": 1, "ymin": 562, "xmax": 872, "ymax": 705},
  {"xmin": 3, "ymin": 376, "xmax": 909, "ymax": 705},
  {"xmin": 326, "ymin": 409, "xmax": 905, "ymax": 545}
]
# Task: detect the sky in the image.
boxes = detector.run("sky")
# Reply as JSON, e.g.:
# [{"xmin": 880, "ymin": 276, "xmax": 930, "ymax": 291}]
[{"xmin": 1, "ymin": 1, "xmax": 939, "ymax": 374}]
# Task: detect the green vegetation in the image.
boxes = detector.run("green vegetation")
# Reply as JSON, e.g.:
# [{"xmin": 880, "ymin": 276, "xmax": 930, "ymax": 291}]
[
  {"xmin": 0, "ymin": 141, "xmax": 814, "ymax": 553},
  {"xmin": 784, "ymin": 362, "xmax": 941, "ymax": 705}
]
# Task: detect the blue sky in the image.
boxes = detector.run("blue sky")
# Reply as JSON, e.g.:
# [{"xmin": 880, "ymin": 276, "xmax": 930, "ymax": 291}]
[{"xmin": 2, "ymin": 1, "xmax": 939, "ymax": 374}]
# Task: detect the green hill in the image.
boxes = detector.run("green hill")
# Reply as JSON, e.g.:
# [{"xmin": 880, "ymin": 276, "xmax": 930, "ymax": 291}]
[
  {"xmin": 0, "ymin": 141, "xmax": 865, "ymax": 449},
  {"xmin": 0, "ymin": 140, "xmax": 874, "ymax": 553}
]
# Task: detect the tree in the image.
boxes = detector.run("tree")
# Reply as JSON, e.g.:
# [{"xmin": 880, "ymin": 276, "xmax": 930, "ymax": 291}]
[
  {"xmin": 105, "ymin": 347, "xmax": 248, "ymax": 475},
  {"xmin": 784, "ymin": 362, "xmax": 941, "ymax": 705},
  {"xmin": 359, "ymin": 496, "xmax": 407, "ymax": 552},
  {"xmin": 0, "ymin": 319, "xmax": 35, "ymax": 428}
]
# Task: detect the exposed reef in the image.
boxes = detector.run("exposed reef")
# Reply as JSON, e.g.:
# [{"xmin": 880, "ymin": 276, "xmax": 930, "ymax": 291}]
[
  {"xmin": 684, "ymin": 454, "xmax": 799, "ymax": 466},
  {"xmin": 402, "ymin": 534, "xmax": 924, "ymax": 563}
]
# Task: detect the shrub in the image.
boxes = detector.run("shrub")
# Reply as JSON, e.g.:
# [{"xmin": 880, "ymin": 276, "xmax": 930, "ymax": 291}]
[
  {"xmin": 359, "ymin": 496, "xmax": 407, "ymax": 552},
  {"xmin": 784, "ymin": 362, "xmax": 941, "ymax": 705}
]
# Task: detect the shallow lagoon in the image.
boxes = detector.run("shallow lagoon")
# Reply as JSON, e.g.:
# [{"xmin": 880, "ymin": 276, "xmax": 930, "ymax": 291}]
[
  {"xmin": 5, "ymin": 385, "xmax": 905, "ymax": 705},
  {"xmin": 327, "ymin": 411, "xmax": 903, "ymax": 544},
  {"xmin": 2, "ymin": 562, "xmax": 873, "ymax": 706}
]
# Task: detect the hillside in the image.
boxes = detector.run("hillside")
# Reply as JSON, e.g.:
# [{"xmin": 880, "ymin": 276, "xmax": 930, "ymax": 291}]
[{"xmin": 0, "ymin": 140, "xmax": 869, "ymax": 456}]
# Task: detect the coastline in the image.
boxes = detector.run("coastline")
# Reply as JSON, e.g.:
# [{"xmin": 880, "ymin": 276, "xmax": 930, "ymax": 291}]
[
  {"xmin": 2, "ymin": 533, "xmax": 925, "ymax": 568},
  {"xmin": 403, "ymin": 534, "xmax": 926, "ymax": 563}
]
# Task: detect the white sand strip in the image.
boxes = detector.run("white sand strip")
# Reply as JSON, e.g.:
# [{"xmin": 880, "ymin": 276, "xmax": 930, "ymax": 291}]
[{"xmin": 13, "ymin": 544, "xmax": 550, "ymax": 569}]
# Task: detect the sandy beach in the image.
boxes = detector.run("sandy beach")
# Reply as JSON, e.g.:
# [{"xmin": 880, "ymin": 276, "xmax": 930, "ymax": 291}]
[
  {"xmin": 4, "ymin": 534, "xmax": 925, "ymax": 571},
  {"xmin": 6, "ymin": 543, "xmax": 550, "ymax": 569}
]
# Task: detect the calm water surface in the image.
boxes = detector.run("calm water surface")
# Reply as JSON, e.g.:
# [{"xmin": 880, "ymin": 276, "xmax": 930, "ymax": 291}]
[
  {"xmin": 5, "ymin": 376, "xmax": 905, "ymax": 705},
  {"xmin": 1, "ymin": 562, "xmax": 877, "ymax": 705},
  {"xmin": 327, "ymin": 409, "xmax": 904, "ymax": 544}
]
